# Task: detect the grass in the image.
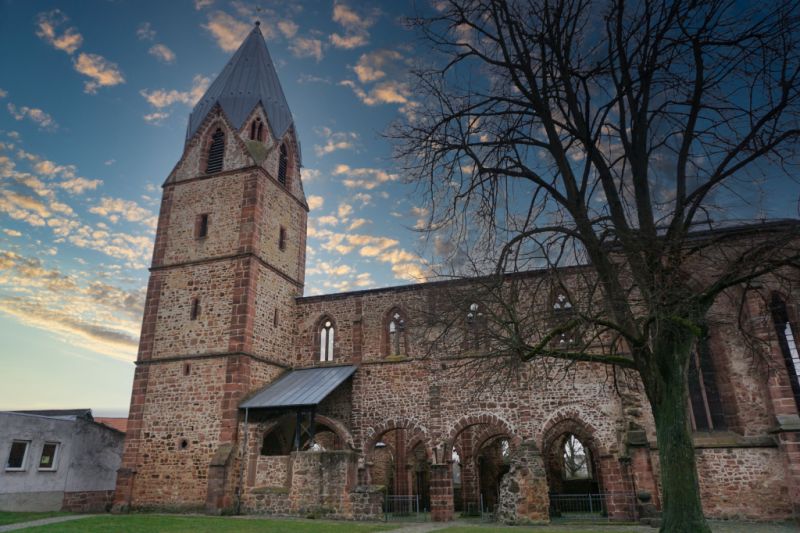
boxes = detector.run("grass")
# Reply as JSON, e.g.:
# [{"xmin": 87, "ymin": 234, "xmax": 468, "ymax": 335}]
[
  {"xmin": 439, "ymin": 528, "xmax": 642, "ymax": 532},
  {"xmin": 23, "ymin": 514, "xmax": 397, "ymax": 532},
  {"xmin": 0, "ymin": 511, "xmax": 69, "ymax": 526}
]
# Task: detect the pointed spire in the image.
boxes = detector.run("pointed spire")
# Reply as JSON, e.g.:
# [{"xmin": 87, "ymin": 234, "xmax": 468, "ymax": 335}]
[{"xmin": 186, "ymin": 23, "xmax": 294, "ymax": 145}]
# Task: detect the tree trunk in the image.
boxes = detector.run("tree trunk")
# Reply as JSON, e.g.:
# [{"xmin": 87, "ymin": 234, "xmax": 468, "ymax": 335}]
[{"xmin": 645, "ymin": 327, "xmax": 711, "ymax": 533}]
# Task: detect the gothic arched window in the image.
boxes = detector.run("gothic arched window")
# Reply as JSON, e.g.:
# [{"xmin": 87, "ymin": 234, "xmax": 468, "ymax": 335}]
[
  {"xmin": 386, "ymin": 308, "xmax": 406, "ymax": 356},
  {"xmin": 551, "ymin": 289, "xmax": 578, "ymax": 348},
  {"xmin": 771, "ymin": 293, "xmax": 800, "ymax": 411},
  {"xmin": 250, "ymin": 118, "xmax": 264, "ymax": 141},
  {"xmin": 278, "ymin": 143, "xmax": 288, "ymax": 186},
  {"xmin": 319, "ymin": 318, "xmax": 335, "ymax": 362},
  {"xmin": 205, "ymin": 127, "xmax": 225, "ymax": 174},
  {"xmin": 563, "ymin": 434, "xmax": 590, "ymax": 479},
  {"xmin": 687, "ymin": 335, "xmax": 727, "ymax": 431},
  {"xmin": 465, "ymin": 302, "xmax": 484, "ymax": 350}
]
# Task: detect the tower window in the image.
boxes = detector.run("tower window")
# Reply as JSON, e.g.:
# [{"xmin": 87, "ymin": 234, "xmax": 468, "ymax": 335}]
[
  {"xmin": 206, "ymin": 128, "xmax": 225, "ymax": 174},
  {"xmin": 279, "ymin": 226, "xmax": 286, "ymax": 251},
  {"xmin": 278, "ymin": 143, "xmax": 288, "ymax": 186},
  {"xmin": 387, "ymin": 308, "xmax": 407, "ymax": 356},
  {"xmin": 250, "ymin": 118, "xmax": 264, "ymax": 141},
  {"xmin": 320, "ymin": 318, "xmax": 334, "ymax": 362},
  {"xmin": 196, "ymin": 214, "xmax": 209, "ymax": 239},
  {"xmin": 190, "ymin": 297, "xmax": 201, "ymax": 320},
  {"xmin": 273, "ymin": 308, "xmax": 279, "ymax": 328}
]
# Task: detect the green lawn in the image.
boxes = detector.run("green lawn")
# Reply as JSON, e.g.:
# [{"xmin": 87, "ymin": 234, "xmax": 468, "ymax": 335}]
[
  {"xmin": 24, "ymin": 514, "xmax": 396, "ymax": 533},
  {"xmin": 0, "ymin": 511, "xmax": 69, "ymax": 526}
]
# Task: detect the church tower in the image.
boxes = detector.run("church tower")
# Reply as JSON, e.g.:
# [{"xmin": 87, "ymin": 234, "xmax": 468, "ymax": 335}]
[{"xmin": 114, "ymin": 22, "xmax": 307, "ymax": 513}]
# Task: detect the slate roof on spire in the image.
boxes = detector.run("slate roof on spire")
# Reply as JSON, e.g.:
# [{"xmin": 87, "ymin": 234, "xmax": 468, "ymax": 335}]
[{"xmin": 186, "ymin": 24, "xmax": 293, "ymax": 144}]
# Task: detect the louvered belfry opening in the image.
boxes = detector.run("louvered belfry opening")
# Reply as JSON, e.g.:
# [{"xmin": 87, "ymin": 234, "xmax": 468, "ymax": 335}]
[
  {"xmin": 206, "ymin": 128, "xmax": 225, "ymax": 174},
  {"xmin": 278, "ymin": 143, "xmax": 288, "ymax": 185}
]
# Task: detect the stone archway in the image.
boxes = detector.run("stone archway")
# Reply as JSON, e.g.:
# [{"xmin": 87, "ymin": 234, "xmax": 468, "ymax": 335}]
[{"xmin": 363, "ymin": 418, "xmax": 432, "ymax": 502}]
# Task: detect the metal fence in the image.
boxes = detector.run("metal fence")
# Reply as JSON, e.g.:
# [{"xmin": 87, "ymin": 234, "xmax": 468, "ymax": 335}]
[
  {"xmin": 549, "ymin": 492, "xmax": 638, "ymax": 522},
  {"xmin": 384, "ymin": 494, "xmax": 429, "ymax": 522}
]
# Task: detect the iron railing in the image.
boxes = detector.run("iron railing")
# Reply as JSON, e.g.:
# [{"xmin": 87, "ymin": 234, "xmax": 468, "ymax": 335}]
[
  {"xmin": 384, "ymin": 494, "xmax": 429, "ymax": 522},
  {"xmin": 549, "ymin": 492, "xmax": 638, "ymax": 522}
]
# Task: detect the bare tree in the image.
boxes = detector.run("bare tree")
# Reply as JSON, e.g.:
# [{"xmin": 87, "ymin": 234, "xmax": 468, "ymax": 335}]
[{"xmin": 394, "ymin": 0, "xmax": 800, "ymax": 531}]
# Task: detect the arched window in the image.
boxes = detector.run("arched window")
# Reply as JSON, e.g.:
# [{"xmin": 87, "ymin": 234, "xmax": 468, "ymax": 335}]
[
  {"xmin": 563, "ymin": 434, "xmax": 590, "ymax": 479},
  {"xmin": 278, "ymin": 143, "xmax": 288, "ymax": 186},
  {"xmin": 551, "ymin": 289, "xmax": 578, "ymax": 347},
  {"xmin": 386, "ymin": 308, "xmax": 406, "ymax": 356},
  {"xmin": 319, "ymin": 318, "xmax": 334, "ymax": 362},
  {"xmin": 771, "ymin": 293, "xmax": 800, "ymax": 411},
  {"xmin": 687, "ymin": 334, "xmax": 727, "ymax": 431},
  {"xmin": 250, "ymin": 118, "xmax": 264, "ymax": 141},
  {"xmin": 205, "ymin": 127, "xmax": 225, "ymax": 174},
  {"xmin": 465, "ymin": 302, "xmax": 484, "ymax": 350}
]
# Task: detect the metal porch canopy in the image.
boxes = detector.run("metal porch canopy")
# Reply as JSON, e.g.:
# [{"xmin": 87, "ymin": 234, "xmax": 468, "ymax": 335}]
[{"xmin": 239, "ymin": 365, "xmax": 357, "ymax": 410}]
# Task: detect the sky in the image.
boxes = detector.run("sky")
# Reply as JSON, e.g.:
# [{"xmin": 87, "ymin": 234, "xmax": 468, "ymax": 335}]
[{"xmin": 0, "ymin": 0, "xmax": 438, "ymax": 416}]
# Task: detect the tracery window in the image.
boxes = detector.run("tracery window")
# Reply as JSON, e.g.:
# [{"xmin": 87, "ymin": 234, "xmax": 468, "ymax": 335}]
[
  {"xmin": 771, "ymin": 293, "xmax": 800, "ymax": 412},
  {"xmin": 465, "ymin": 302, "xmax": 483, "ymax": 349},
  {"xmin": 319, "ymin": 318, "xmax": 334, "ymax": 362},
  {"xmin": 563, "ymin": 434, "xmax": 590, "ymax": 479},
  {"xmin": 205, "ymin": 127, "xmax": 225, "ymax": 174},
  {"xmin": 551, "ymin": 290, "xmax": 578, "ymax": 347},
  {"xmin": 387, "ymin": 308, "xmax": 406, "ymax": 356},
  {"xmin": 278, "ymin": 143, "xmax": 288, "ymax": 186},
  {"xmin": 687, "ymin": 335, "xmax": 727, "ymax": 431}
]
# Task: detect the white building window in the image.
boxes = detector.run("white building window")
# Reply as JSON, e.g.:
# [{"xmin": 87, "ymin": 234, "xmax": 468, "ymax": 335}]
[
  {"xmin": 6, "ymin": 440, "xmax": 30, "ymax": 471},
  {"xmin": 38, "ymin": 442, "xmax": 60, "ymax": 471}
]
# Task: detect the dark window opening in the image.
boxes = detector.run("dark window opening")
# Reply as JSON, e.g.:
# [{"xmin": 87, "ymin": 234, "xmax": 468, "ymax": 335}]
[
  {"xmin": 183, "ymin": 363, "xmax": 191, "ymax": 376},
  {"xmin": 257, "ymin": 122, "xmax": 263, "ymax": 141},
  {"xmin": 206, "ymin": 128, "xmax": 225, "ymax": 174},
  {"xmin": 771, "ymin": 293, "xmax": 800, "ymax": 412},
  {"xmin": 688, "ymin": 336, "xmax": 727, "ymax": 431},
  {"xmin": 278, "ymin": 143, "xmax": 288, "ymax": 186},
  {"xmin": 39, "ymin": 443, "xmax": 58, "ymax": 470},
  {"xmin": 190, "ymin": 297, "xmax": 201, "ymax": 320},
  {"xmin": 179, "ymin": 439, "xmax": 189, "ymax": 450},
  {"xmin": 197, "ymin": 214, "xmax": 209, "ymax": 239},
  {"xmin": 279, "ymin": 227, "xmax": 286, "ymax": 251},
  {"xmin": 6, "ymin": 441, "xmax": 29, "ymax": 470},
  {"xmin": 273, "ymin": 308, "xmax": 279, "ymax": 328}
]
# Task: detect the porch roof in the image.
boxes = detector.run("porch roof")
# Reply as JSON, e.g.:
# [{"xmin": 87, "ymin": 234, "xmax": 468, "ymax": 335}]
[{"xmin": 239, "ymin": 365, "xmax": 357, "ymax": 410}]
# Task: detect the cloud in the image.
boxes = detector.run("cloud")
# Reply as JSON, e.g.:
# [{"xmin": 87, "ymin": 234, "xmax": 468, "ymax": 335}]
[
  {"xmin": 348, "ymin": 218, "xmax": 368, "ymax": 230},
  {"xmin": 33, "ymin": 159, "xmax": 75, "ymax": 178},
  {"xmin": 141, "ymin": 74, "xmax": 210, "ymax": 109},
  {"xmin": 339, "ymin": 79, "xmax": 411, "ymax": 106},
  {"xmin": 73, "ymin": 53, "xmax": 125, "ymax": 94},
  {"xmin": 330, "ymin": 4, "xmax": 377, "ymax": 49},
  {"xmin": 143, "ymin": 112, "xmax": 170, "ymax": 124},
  {"xmin": 306, "ymin": 261, "xmax": 353, "ymax": 277},
  {"xmin": 333, "ymin": 164, "xmax": 398, "ymax": 190},
  {"xmin": 290, "ymin": 37, "xmax": 324, "ymax": 61},
  {"xmin": 35, "ymin": 10, "xmax": 83, "ymax": 54},
  {"xmin": 278, "ymin": 20, "xmax": 299, "ymax": 39},
  {"xmin": 149, "ymin": 44, "xmax": 176, "ymax": 63},
  {"xmin": 307, "ymin": 195, "xmax": 324, "ymax": 210},
  {"xmin": 0, "ymin": 251, "xmax": 143, "ymax": 361},
  {"xmin": 89, "ymin": 197, "xmax": 157, "ymax": 229},
  {"xmin": 313, "ymin": 127, "xmax": 358, "ymax": 156},
  {"xmin": 353, "ymin": 49, "xmax": 403, "ymax": 83},
  {"xmin": 195, "ymin": 0, "xmax": 214, "ymax": 9},
  {"xmin": 58, "ymin": 177, "xmax": 102, "ymax": 195},
  {"xmin": 3, "ymin": 229, "xmax": 21, "ymax": 237},
  {"xmin": 204, "ymin": 11, "xmax": 251, "ymax": 52},
  {"xmin": 0, "ymin": 89, "xmax": 7, "ymax": 98},
  {"xmin": 337, "ymin": 203, "xmax": 353, "ymax": 219},
  {"xmin": 391, "ymin": 262, "xmax": 426, "ymax": 282},
  {"xmin": 301, "ymin": 168, "xmax": 321, "ymax": 181},
  {"xmin": 136, "ymin": 22, "xmax": 156, "ymax": 41},
  {"xmin": 7, "ymin": 103, "xmax": 58, "ymax": 131},
  {"xmin": 317, "ymin": 215, "xmax": 339, "ymax": 226}
]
